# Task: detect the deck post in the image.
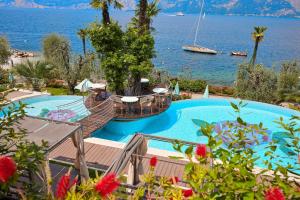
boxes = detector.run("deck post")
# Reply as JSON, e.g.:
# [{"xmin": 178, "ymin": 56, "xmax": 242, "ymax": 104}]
[{"xmin": 71, "ymin": 128, "xmax": 89, "ymax": 182}]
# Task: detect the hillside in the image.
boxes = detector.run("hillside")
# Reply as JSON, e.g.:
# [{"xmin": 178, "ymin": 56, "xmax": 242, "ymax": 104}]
[{"xmin": 0, "ymin": 0, "xmax": 299, "ymax": 17}]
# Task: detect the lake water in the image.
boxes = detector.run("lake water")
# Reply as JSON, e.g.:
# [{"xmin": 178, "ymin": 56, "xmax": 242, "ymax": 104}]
[{"xmin": 0, "ymin": 8, "xmax": 300, "ymax": 85}]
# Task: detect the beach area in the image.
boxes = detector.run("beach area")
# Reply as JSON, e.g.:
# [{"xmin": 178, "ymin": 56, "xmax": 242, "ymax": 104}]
[{"xmin": 0, "ymin": 49, "xmax": 40, "ymax": 69}]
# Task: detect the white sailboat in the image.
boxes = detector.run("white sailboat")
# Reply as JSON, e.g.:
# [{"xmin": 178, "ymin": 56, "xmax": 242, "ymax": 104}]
[{"xmin": 182, "ymin": 0, "xmax": 217, "ymax": 55}]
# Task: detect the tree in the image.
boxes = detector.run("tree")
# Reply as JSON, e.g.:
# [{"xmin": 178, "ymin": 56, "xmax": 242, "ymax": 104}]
[
  {"xmin": 77, "ymin": 28, "xmax": 87, "ymax": 56},
  {"xmin": 15, "ymin": 60, "xmax": 54, "ymax": 91},
  {"xmin": 43, "ymin": 34, "xmax": 91, "ymax": 94},
  {"xmin": 236, "ymin": 63, "xmax": 278, "ymax": 103},
  {"xmin": 43, "ymin": 33, "xmax": 71, "ymax": 69},
  {"xmin": 145, "ymin": 0, "xmax": 160, "ymax": 31},
  {"xmin": 278, "ymin": 61, "xmax": 300, "ymax": 91},
  {"xmin": 88, "ymin": 22, "xmax": 128, "ymax": 94},
  {"xmin": 277, "ymin": 61, "xmax": 300, "ymax": 103},
  {"xmin": 88, "ymin": 1, "xmax": 158, "ymax": 96},
  {"xmin": 249, "ymin": 26, "xmax": 267, "ymax": 66},
  {"xmin": 90, "ymin": 0, "xmax": 123, "ymax": 25},
  {"xmin": 0, "ymin": 36, "xmax": 11, "ymax": 65},
  {"xmin": 124, "ymin": 28, "xmax": 155, "ymax": 95},
  {"xmin": 137, "ymin": 0, "xmax": 148, "ymax": 33}
]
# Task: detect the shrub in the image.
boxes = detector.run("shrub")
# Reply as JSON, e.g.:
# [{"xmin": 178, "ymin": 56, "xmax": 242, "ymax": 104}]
[
  {"xmin": 0, "ymin": 67, "xmax": 9, "ymax": 84},
  {"xmin": 278, "ymin": 61, "xmax": 300, "ymax": 92},
  {"xmin": 0, "ymin": 104, "xmax": 47, "ymax": 199},
  {"xmin": 210, "ymin": 85, "xmax": 235, "ymax": 96},
  {"xmin": 0, "ymin": 36, "xmax": 11, "ymax": 65},
  {"xmin": 0, "ymin": 84, "xmax": 8, "ymax": 92},
  {"xmin": 236, "ymin": 63, "xmax": 278, "ymax": 103},
  {"xmin": 171, "ymin": 78, "xmax": 207, "ymax": 93},
  {"xmin": 46, "ymin": 79, "xmax": 65, "ymax": 88}
]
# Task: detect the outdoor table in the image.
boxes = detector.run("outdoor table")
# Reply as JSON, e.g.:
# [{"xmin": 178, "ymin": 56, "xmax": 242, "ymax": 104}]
[
  {"xmin": 152, "ymin": 88, "xmax": 168, "ymax": 109},
  {"xmin": 141, "ymin": 78, "xmax": 149, "ymax": 83},
  {"xmin": 91, "ymin": 83, "xmax": 106, "ymax": 89},
  {"xmin": 152, "ymin": 88, "xmax": 168, "ymax": 94},
  {"xmin": 121, "ymin": 96, "xmax": 139, "ymax": 115}
]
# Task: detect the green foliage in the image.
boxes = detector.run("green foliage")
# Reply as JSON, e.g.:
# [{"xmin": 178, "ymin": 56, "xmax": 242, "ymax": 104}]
[
  {"xmin": 0, "ymin": 67, "xmax": 9, "ymax": 84},
  {"xmin": 278, "ymin": 61, "xmax": 300, "ymax": 91},
  {"xmin": 236, "ymin": 63, "xmax": 278, "ymax": 103},
  {"xmin": 14, "ymin": 60, "xmax": 54, "ymax": 91},
  {"xmin": 0, "ymin": 104, "xmax": 48, "ymax": 198},
  {"xmin": 43, "ymin": 34, "xmax": 93, "ymax": 94},
  {"xmin": 210, "ymin": 85, "xmax": 236, "ymax": 96},
  {"xmin": 100, "ymin": 52, "xmax": 129, "ymax": 94},
  {"xmin": 88, "ymin": 22, "xmax": 124, "ymax": 56},
  {"xmin": 43, "ymin": 34, "xmax": 71, "ymax": 68},
  {"xmin": 88, "ymin": 21, "xmax": 156, "ymax": 95},
  {"xmin": 0, "ymin": 36, "xmax": 11, "ymax": 65},
  {"xmin": 170, "ymin": 78, "xmax": 207, "ymax": 93},
  {"xmin": 277, "ymin": 61, "xmax": 300, "ymax": 103}
]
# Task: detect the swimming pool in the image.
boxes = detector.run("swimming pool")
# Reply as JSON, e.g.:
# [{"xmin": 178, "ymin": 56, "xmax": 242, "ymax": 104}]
[
  {"xmin": 92, "ymin": 98, "xmax": 300, "ymax": 170},
  {"xmin": 1, "ymin": 95, "xmax": 89, "ymax": 122}
]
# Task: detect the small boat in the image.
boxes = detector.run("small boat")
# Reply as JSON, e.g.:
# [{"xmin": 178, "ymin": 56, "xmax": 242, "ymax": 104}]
[
  {"xmin": 182, "ymin": 45, "xmax": 217, "ymax": 54},
  {"xmin": 176, "ymin": 12, "xmax": 184, "ymax": 16},
  {"xmin": 231, "ymin": 51, "xmax": 247, "ymax": 57},
  {"xmin": 182, "ymin": 0, "xmax": 217, "ymax": 55}
]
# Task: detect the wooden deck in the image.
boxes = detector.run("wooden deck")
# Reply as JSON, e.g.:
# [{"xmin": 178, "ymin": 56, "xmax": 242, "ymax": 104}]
[
  {"xmin": 49, "ymin": 139, "xmax": 187, "ymax": 185},
  {"xmin": 79, "ymin": 98, "xmax": 115, "ymax": 137},
  {"xmin": 79, "ymin": 94, "xmax": 172, "ymax": 137}
]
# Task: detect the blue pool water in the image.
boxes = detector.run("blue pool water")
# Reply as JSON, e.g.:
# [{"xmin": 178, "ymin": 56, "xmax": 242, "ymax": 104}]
[
  {"xmin": 93, "ymin": 98, "xmax": 300, "ymax": 170},
  {"xmin": 1, "ymin": 95, "xmax": 89, "ymax": 122}
]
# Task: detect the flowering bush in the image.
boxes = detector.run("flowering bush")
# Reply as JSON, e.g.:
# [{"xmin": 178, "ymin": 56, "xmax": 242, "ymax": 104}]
[{"xmin": 0, "ymin": 103, "xmax": 48, "ymax": 199}]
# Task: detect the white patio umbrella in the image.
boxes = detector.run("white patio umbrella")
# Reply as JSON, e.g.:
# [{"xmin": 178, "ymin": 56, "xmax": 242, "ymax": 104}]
[
  {"xmin": 203, "ymin": 85, "xmax": 209, "ymax": 98},
  {"xmin": 75, "ymin": 79, "xmax": 93, "ymax": 92}
]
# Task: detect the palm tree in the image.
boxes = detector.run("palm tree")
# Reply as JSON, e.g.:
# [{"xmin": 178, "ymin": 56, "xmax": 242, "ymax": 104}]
[
  {"xmin": 145, "ymin": 0, "xmax": 160, "ymax": 31},
  {"xmin": 90, "ymin": 0, "xmax": 123, "ymax": 25},
  {"xmin": 134, "ymin": 0, "xmax": 160, "ymax": 33},
  {"xmin": 77, "ymin": 29, "xmax": 87, "ymax": 56},
  {"xmin": 250, "ymin": 26, "xmax": 267, "ymax": 66},
  {"xmin": 138, "ymin": 0, "xmax": 148, "ymax": 33},
  {"xmin": 15, "ymin": 60, "xmax": 54, "ymax": 91}
]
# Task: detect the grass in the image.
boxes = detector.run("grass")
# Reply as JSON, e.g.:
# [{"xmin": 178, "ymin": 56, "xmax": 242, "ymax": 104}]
[{"xmin": 42, "ymin": 87, "xmax": 88, "ymax": 96}]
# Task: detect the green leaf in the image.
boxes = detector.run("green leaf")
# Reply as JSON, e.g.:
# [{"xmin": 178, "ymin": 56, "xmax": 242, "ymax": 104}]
[
  {"xmin": 185, "ymin": 145, "xmax": 194, "ymax": 156},
  {"xmin": 230, "ymin": 102, "xmax": 239, "ymax": 111}
]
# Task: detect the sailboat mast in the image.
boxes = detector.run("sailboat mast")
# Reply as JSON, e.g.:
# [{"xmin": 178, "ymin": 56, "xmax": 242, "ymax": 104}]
[{"xmin": 193, "ymin": 0, "xmax": 205, "ymax": 46}]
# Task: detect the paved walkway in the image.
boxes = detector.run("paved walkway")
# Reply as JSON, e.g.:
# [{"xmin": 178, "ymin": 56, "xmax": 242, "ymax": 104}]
[{"xmin": 5, "ymin": 89, "xmax": 49, "ymax": 102}]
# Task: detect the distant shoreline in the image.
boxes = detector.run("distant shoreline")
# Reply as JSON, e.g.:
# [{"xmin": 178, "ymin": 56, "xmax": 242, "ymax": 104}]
[{"xmin": 0, "ymin": 7, "xmax": 299, "ymax": 19}]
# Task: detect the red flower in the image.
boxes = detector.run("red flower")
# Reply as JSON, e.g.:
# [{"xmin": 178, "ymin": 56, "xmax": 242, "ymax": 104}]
[
  {"xmin": 169, "ymin": 176, "xmax": 179, "ymax": 184},
  {"xmin": 265, "ymin": 187, "xmax": 285, "ymax": 200},
  {"xmin": 149, "ymin": 156, "xmax": 158, "ymax": 167},
  {"xmin": 95, "ymin": 173, "xmax": 120, "ymax": 198},
  {"xmin": 298, "ymin": 154, "xmax": 300, "ymax": 164},
  {"xmin": 55, "ymin": 172, "xmax": 77, "ymax": 199},
  {"xmin": 182, "ymin": 189, "xmax": 193, "ymax": 198},
  {"xmin": 0, "ymin": 156, "xmax": 17, "ymax": 183},
  {"xmin": 195, "ymin": 144, "xmax": 207, "ymax": 158}
]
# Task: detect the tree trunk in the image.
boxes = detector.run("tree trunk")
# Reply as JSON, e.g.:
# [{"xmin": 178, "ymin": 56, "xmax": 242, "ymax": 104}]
[
  {"xmin": 82, "ymin": 38, "xmax": 86, "ymax": 56},
  {"xmin": 68, "ymin": 83, "xmax": 76, "ymax": 95},
  {"xmin": 102, "ymin": 2, "xmax": 110, "ymax": 25},
  {"xmin": 250, "ymin": 39, "xmax": 259, "ymax": 67},
  {"xmin": 138, "ymin": 0, "xmax": 148, "ymax": 34},
  {"xmin": 132, "ymin": 75, "xmax": 142, "ymax": 96}
]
